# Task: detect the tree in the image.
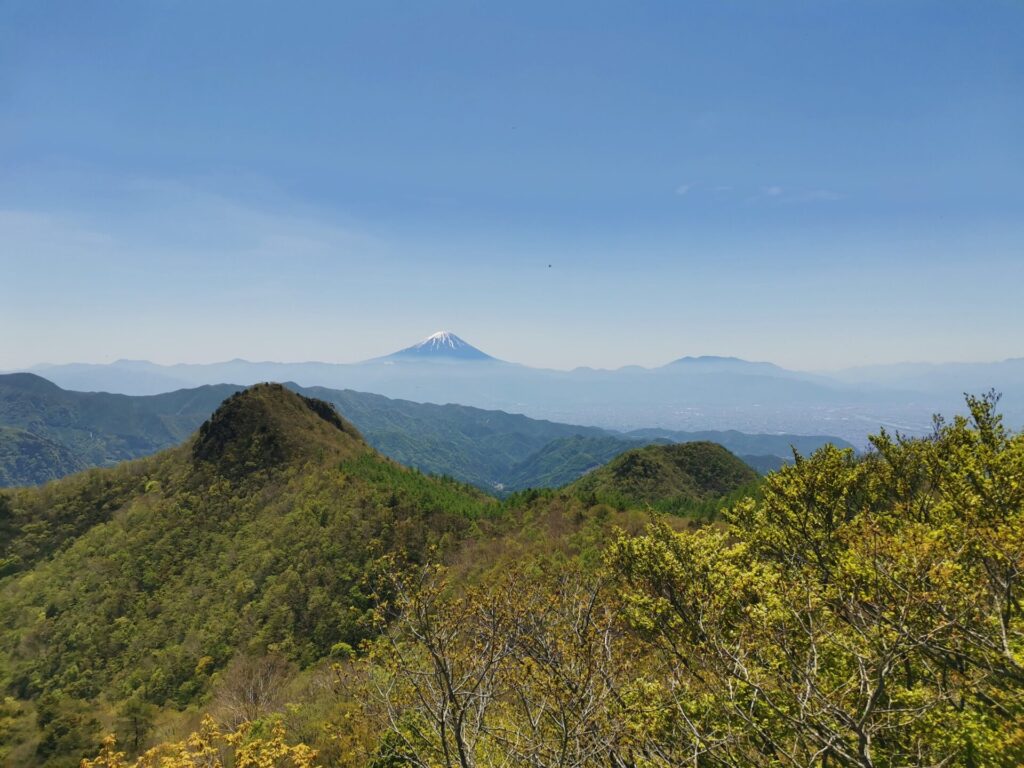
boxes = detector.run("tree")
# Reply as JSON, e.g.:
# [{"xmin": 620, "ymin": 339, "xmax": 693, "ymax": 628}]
[
  {"xmin": 609, "ymin": 393, "xmax": 1024, "ymax": 767},
  {"xmin": 367, "ymin": 563, "xmax": 641, "ymax": 768},
  {"xmin": 212, "ymin": 655, "xmax": 294, "ymax": 730},
  {"xmin": 116, "ymin": 695, "xmax": 155, "ymax": 754},
  {"xmin": 81, "ymin": 716, "xmax": 317, "ymax": 768}
]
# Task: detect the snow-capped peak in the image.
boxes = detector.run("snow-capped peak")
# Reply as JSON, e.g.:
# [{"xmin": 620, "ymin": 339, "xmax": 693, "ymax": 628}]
[
  {"xmin": 417, "ymin": 330, "xmax": 462, "ymax": 350},
  {"xmin": 384, "ymin": 331, "xmax": 495, "ymax": 361}
]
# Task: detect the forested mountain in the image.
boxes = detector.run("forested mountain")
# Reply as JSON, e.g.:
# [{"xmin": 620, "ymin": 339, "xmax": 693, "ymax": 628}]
[
  {"xmin": 0, "ymin": 390, "xmax": 1021, "ymax": 767},
  {"xmin": 0, "ymin": 384, "xmax": 492, "ymax": 765},
  {"xmin": 0, "ymin": 383, "xmax": 751, "ymax": 766},
  {"xmin": 568, "ymin": 440, "xmax": 759, "ymax": 514},
  {"xmin": 500, "ymin": 434, "xmax": 650, "ymax": 490},
  {"xmin": 356, "ymin": 394, "xmax": 1023, "ymax": 768},
  {"xmin": 0, "ymin": 374, "xmax": 849, "ymax": 491},
  {"xmin": 622, "ymin": 425, "xmax": 854, "ymax": 457},
  {"xmin": 294, "ymin": 384, "xmax": 609, "ymax": 490},
  {"xmin": 0, "ymin": 374, "xmax": 237, "ymax": 482},
  {"xmin": 0, "ymin": 428, "xmax": 86, "ymax": 487}
]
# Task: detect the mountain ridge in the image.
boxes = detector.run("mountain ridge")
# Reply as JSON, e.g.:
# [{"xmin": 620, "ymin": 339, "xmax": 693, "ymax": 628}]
[
  {"xmin": 568, "ymin": 440, "xmax": 759, "ymax": 514},
  {"xmin": 0, "ymin": 373, "xmax": 852, "ymax": 490},
  {"xmin": 190, "ymin": 384, "xmax": 367, "ymax": 477},
  {"xmin": 0, "ymin": 382, "xmax": 495, "ymax": 764}
]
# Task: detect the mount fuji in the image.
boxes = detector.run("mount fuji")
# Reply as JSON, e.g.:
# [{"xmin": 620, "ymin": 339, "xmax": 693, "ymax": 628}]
[{"xmin": 381, "ymin": 331, "xmax": 496, "ymax": 362}]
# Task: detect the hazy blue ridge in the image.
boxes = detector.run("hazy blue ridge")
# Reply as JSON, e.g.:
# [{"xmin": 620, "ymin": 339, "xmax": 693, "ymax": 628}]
[{"xmin": 0, "ymin": 374, "xmax": 847, "ymax": 493}]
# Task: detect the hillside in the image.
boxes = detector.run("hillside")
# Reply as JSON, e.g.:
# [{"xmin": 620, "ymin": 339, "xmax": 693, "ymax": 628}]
[
  {"xmin": 623, "ymin": 426, "xmax": 853, "ymax": 457},
  {"xmin": 0, "ymin": 384, "xmax": 491, "ymax": 766},
  {"xmin": 343, "ymin": 395, "xmax": 1024, "ymax": 768},
  {"xmin": 501, "ymin": 434, "xmax": 654, "ymax": 491},
  {"xmin": 568, "ymin": 440, "xmax": 759, "ymax": 513},
  {"xmin": 0, "ymin": 374, "xmax": 847, "ymax": 493},
  {"xmin": 2, "ymin": 392, "xmax": 1018, "ymax": 768},
  {"xmin": 0, "ymin": 373, "xmax": 237, "ymax": 472},
  {"xmin": 502, "ymin": 435, "xmax": 792, "ymax": 491},
  {"xmin": 0, "ymin": 374, "xmax": 613, "ymax": 491},
  {"xmin": 293, "ymin": 384, "xmax": 609, "ymax": 490},
  {"xmin": 0, "ymin": 428, "xmax": 87, "ymax": 487}
]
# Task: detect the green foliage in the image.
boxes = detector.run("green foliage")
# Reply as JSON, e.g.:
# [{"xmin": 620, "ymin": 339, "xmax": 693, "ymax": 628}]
[
  {"xmin": 0, "ymin": 374, "xmax": 237, "ymax": 485},
  {"xmin": 0, "ymin": 429, "xmax": 87, "ymax": 488},
  {"xmin": 0, "ymin": 461, "xmax": 155, "ymax": 577},
  {"xmin": 190, "ymin": 384, "xmax": 365, "ymax": 477},
  {"xmin": 0, "ymin": 385, "xmax": 491, "ymax": 766},
  {"xmin": 500, "ymin": 434, "xmax": 647, "ymax": 490},
  {"xmin": 356, "ymin": 393, "xmax": 1024, "ymax": 768},
  {"xmin": 569, "ymin": 440, "xmax": 760, "ymax": 515},
  {"xmin": 298, "ymin": 385, "xmax": 615, "ymax": 493},
  {"xmin": 0, "ymin": 695, "xmax": 31, "ymax": 764},
  {"xmin": 609, "ymin": 391, "xmax": 1024, "ymax": 765},
  {"xmin": 16, "ymin": 382, "xmax": 1018, "ymax": 768},
  {"xmin": 33, "ymin": 694, "xmax": 100, "ymax": 768}
]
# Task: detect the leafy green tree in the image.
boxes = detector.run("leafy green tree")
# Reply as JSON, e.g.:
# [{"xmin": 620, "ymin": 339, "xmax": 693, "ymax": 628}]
[
  {"xmin": 115, "ymin": 695, "xmax": 155, "ymax": 754},
  {"xmin": 610, "ymin": 392, "xmax": 1024, "ymax": 766}
]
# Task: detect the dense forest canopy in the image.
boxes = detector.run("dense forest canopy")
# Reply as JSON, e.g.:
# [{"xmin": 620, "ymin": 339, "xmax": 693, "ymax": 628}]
[{"xmin": 0, "ymin": 390, "xmax": 1020, "ymax": 767}]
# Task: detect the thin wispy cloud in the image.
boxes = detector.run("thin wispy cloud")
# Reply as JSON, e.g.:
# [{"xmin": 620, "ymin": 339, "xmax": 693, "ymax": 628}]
[
  {"xmin": 759, "ymin": 186, "xmax": 845, "ymax": 203},
  {"xmin": 682, "ymin": 184, "xmax": 843, "ymax": 204},
  {"xmin": 792, "ymin": 189, "xmax": 844, "ymax": 202}
]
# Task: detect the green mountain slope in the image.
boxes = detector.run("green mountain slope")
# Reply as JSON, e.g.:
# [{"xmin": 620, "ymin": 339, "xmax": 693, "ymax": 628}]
[
  {"xmin": 738, "ymin": 453, "xmax": 788, "ymax": 474},
  {"xmin": 0, "ymin": 388, "xmax": 776, "ymax": 766},
  {"xmin": 502, "ymin": 436, "xmax": 790, "ymax": 492},
  {"xmin": 502, "ymin": 434, "xmax": 655, "ymax": 490},
  {"xmin": 0, "ymin": 384, "xmax": 490, "ymax": 766},
  {"xmin": 0, "ymin": 428, "xmax": 87, "ymax": 487},
  {"xmin": 0, "ymin": 373, "xmax": 237, "ymax": 471},
  {"xmin": 0, "ymin": 373, "xmax": 848, "ymax": 494},
  {"xmin": 293, "ymin": 384, "xmax": 609, "ymax": 490},
  {"xmin": 2, "ymin": 393, "xmax": 1016, "ymax": 768},
  {"xmin": 0, "ymin": 374, "xmax": 612, "ymax": 492},
  {"xmin": 568, "ymin": 440, "xmax": 759, "ymax": 514},
  {"xmin": 624, "ymin": 426, "xmax": 850, "ymax": 457}
]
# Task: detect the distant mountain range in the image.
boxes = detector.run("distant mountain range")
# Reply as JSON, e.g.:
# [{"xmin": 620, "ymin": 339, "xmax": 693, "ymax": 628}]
[
  {"xmin": 9, "ymin": 332, "xmax": 1023, "ymax": 444},
  {"xmin": 0, "ymin": 373, "xmax": 850, "ymax": 491}
]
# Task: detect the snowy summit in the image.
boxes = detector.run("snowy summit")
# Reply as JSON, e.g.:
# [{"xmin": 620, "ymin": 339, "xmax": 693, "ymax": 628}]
[{"xmin": 384, "ymin": 331, "xmax": 495, "ymax": 361}]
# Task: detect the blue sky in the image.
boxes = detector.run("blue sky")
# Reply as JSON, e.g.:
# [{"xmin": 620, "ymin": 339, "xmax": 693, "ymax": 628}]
[{"xmin": 2, "ymin": 1, "xmax": 1022, "ymax": 370}]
